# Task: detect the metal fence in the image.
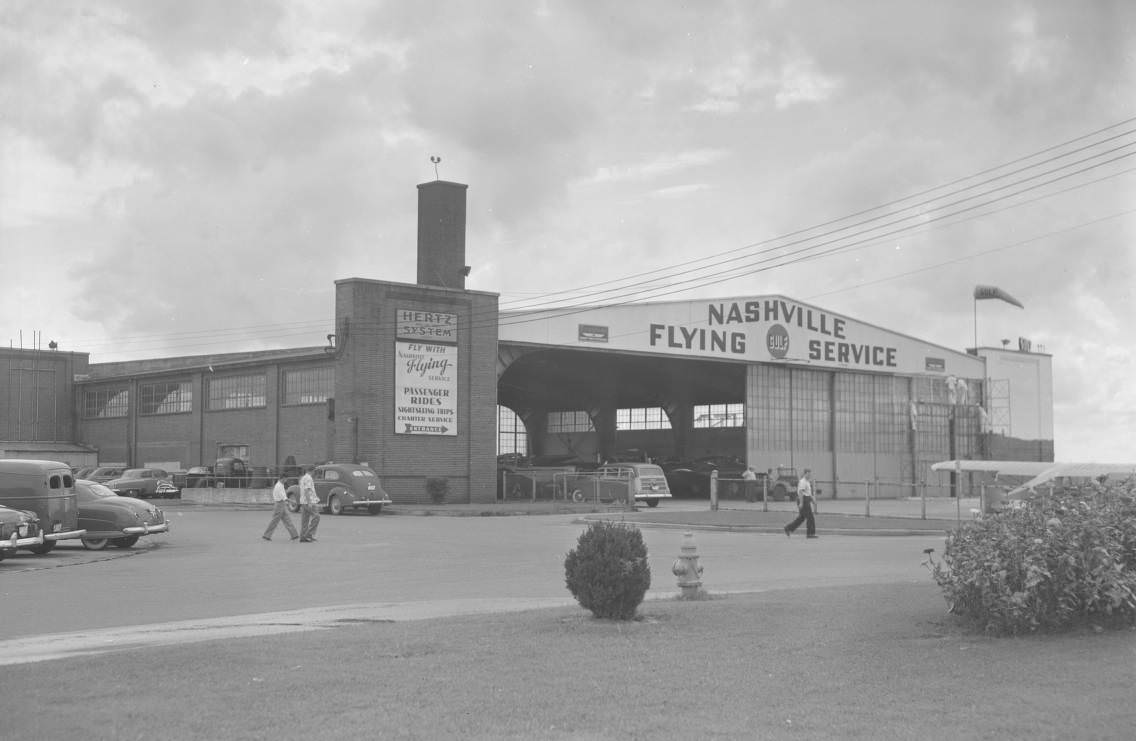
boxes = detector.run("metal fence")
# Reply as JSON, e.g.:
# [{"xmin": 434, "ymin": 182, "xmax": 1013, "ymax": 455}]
[
  {"xmin": 712, "ymin": 474, "xmax": 971, "ymax": 520},
  {"xmin": 498, "ymin": 468, "xmax": 635, "ymax": 507}
]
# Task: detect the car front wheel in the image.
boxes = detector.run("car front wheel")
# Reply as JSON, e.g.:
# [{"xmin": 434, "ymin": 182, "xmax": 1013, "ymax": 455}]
[
  {"xmin": 112, "ymin": 536, "xmax": 139, "ymax": 548},
  {"xmin": 28, "ymin": 541, "xmax": 56, "ymax": 555},
  {"xmin": 645, "ymin": 499, "xmax": 660, "ymax": 508},
  {"xmin": 286, "ymin": 494, "xmax": 300, "ymax": 513},
  {"xmin": 367, "ymin": 504, "xmax": 383, "ymax": 515},
  {"xmin": 327, "ymin": 494, "xmax": 344, "ymax": 515},
  {"xmin": 82, "ymin": 537, "xmax": 110, "ymax": 550}
]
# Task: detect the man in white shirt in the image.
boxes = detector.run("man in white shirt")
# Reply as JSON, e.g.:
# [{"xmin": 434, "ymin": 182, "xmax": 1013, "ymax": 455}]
[
  {"xmin": 298, "ymin": 465, "xmax": 321, "ymax": 542},
  {"xmin": 741, "ymin": 467, "xmax": 758, "ymax": 502},
  {"xmin": 783, "ymin": 468, "xmax": 817, "ymax": 539},
  {"xmin": 262, "ymin": 473, "xmax": 300, "ymax": 541}
]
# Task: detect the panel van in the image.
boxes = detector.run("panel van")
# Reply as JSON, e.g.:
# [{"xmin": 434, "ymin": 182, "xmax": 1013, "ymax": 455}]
[{"xmin": 0, "ymin": 459, "xmax": 86, "ymax": 554}]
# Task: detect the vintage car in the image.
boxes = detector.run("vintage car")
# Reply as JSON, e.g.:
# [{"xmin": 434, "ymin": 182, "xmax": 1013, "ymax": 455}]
[
  {"xmin": 75, "ymin": 479, "xmax": 170, "ymax": 550},
  {"xmin": 664, "ymin": 456, "xmax": 749, "ymax": 498},
  {"xmin": 0, "ymin": 505, "xmax": 44, "ymax": 561},
  {"xmin": 104, "ymin": 468, "xmax": 178, "ymax": 499},
  {"xmin": 86, "ymin": 466, "xmax": 126, "ymax": 483},
  {"xmin": 286, "ymin": 463, "xmax": 392, "ymax": 515},
  {"xmin": 564, "ymin": 463, "xmax": 672, "ymax": 507},
  {"xmin": 0, "ymin": 459, "xmax": 85, "ymax": 554}
]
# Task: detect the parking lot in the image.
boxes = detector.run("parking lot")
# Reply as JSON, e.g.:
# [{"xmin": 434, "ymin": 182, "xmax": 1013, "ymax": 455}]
[{"xmin": 0, "ymin": 501, "xmax": 948, "ymax": 655}]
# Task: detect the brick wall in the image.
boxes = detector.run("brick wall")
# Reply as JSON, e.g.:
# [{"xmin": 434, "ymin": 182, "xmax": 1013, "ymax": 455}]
[{"xmin": 333, "ymin": 278, "xmax": 499, "ymax": 504}]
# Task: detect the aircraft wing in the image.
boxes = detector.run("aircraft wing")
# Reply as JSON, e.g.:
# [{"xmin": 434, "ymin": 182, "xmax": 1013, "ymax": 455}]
[
  {"xmin": 1011, "ymin": 463, "xmax": 1136, "ymax": 494},
  {"xmin": 930, "ymin": 460, "xmax": 1058, "ymax": 476}
]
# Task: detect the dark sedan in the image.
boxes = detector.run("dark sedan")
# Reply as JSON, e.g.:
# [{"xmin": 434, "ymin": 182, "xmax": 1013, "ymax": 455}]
[
  {"xmin": 104, "ymin": 468, "xmax": 178, "ymax": 499},
  {"xmin": 75, "ymin": 479, "xmax": 170, "ymax": 550},
  {"xmin": 286, "ymin": 463, "xmax": 392, "ymax": 515},
  {"xmin": 0, "ymin": 505, "xmax": 44, "ymax": 560}
]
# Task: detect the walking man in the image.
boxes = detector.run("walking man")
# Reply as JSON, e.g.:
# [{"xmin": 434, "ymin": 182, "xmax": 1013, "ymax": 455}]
[
  {"xmin": 741, "ymin": 466, "xmax": 758, "ymax": 502},
  {"xmin": 784, "ymin": 468, "xmax": 817, "ymax": 539},
  {"xmin": 298, "ymin": 464, "xmax": 321, "ymax": 542},
  {"xmin": 262, "ymin": 473, "xmax": 300, "ymax": 541}
]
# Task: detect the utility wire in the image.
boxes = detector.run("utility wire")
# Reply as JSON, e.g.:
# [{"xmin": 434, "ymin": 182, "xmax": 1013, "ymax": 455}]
[
  {"xmin": 494, "ymin": 118, "xmax": 1136, "ymax": 312},
  {"xmin": 57, "ymin": 116, "xmax": 1136, "ymax": 357}
]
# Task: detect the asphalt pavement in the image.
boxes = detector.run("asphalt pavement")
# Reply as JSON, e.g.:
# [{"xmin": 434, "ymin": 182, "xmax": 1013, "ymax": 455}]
[{"xmin": 1, "ymin": 496, "xmax": 961, "ymax": 664}]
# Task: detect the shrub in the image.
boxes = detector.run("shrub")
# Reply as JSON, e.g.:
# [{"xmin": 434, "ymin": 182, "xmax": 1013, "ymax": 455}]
[
  {"xmin": 564, "ymin": 521, "xmax": 651, "ymax": 620},
  {"xmin": 426, "ymin": 477, "xmax": 449, "ymax": 504},
  {"xmin": 930, "ymin": 481, "xmax": 1136, "ymax": 635}
]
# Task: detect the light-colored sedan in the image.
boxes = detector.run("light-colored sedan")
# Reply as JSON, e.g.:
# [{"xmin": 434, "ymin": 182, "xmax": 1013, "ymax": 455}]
[{"xmin": 75, "ymin": 479, "xmax": 170, "ymax": 550}]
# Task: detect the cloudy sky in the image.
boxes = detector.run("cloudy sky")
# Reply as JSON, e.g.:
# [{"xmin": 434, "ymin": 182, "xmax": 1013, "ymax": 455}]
[{"xmin": 2, "ymin": 1, "xmax": 1134, "ymax": 461}]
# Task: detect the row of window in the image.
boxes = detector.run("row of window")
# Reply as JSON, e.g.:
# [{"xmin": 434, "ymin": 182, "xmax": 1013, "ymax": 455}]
[
  {"xmin": 82, "ymin": 367, "xmax": 334, "ymax": 418},
  {"xmin": 541, "ymin": 404, "xmax": 746, "ymax": 433},
  {"xmin": 501, "ymin": 368, "xmax": 983, "ymax": 456}
]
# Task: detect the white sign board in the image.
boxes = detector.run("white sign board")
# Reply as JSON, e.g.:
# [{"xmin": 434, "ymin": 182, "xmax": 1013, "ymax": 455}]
[
  {"xmin": 499, "ymin": 295, "xmax": 985, "ymax": 378},
  {"xmin": 395, "ymin": 341, "xmax": 458, "ymax": 436},
  {"xmin": 396, "ymin": 308, "xmax": 458, "ymax": 343}
]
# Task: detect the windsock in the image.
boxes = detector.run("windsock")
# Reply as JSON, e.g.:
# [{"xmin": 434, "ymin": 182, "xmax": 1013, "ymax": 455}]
[{"xmin": 973, "ymin": 285, "xmax": 1023, "ymax": 308}]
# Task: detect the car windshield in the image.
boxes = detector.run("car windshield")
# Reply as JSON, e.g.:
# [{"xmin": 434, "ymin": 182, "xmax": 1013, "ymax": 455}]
[{"xmin": 77, "ymin": 482, "xmax": 119, "ymax": 501}]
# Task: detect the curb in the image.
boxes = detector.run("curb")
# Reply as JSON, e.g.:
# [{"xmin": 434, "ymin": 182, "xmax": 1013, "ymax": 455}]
[{"xmin": 575, "ymin": 517, "xmax": 953, "ymax": 537}]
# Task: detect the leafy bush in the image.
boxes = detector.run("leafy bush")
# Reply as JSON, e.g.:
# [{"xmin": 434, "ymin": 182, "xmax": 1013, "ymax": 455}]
[
  {"xmin": 930, "ymin": 481, "xmax": 1136, "ymax": 635},
  {"xmin": 564, "ymin": 521, "xmax": 651, "ymax": 620},
  {"xmin": 426, "ymin": 477, "xmax": 449, "ymax": 504}
]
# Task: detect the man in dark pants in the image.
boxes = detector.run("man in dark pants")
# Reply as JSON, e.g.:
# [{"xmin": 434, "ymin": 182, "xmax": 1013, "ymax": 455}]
[{"xmin": 784, "ymin": 468, "xmax": 817, "ymax": 539}]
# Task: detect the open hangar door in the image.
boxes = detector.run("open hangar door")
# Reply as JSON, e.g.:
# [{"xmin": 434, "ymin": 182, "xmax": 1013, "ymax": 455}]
[{"xmin": 497, "ymin": 345, "xmax": 746, "ymax": 464}]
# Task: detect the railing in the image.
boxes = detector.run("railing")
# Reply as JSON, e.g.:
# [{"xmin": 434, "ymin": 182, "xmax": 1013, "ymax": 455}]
[
  {"xmin": 499, "ymin": 468, "xmax": 635, "ymax": 510},
  {"xmin": 709, "ymin": 475, "xmax": 965, "ymax": 521}
]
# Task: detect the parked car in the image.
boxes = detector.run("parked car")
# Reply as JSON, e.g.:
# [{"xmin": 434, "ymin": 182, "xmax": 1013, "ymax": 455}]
[
  {"xmin": 566, "ymin": 463, "xmax": 672, "ymax": 507},
  {"xmin": 183, "ymin": 457, "xmax": 269, "ymax": 488},
  {"xmin": 86, "ymin": 466, "xmax": 126, "ymax": 483},
  {"xmin": 0, "ymin": 459, "xmax": 85, "ymax": 553},
  {"xmin": 74, "ymin": 479, "xmax": 170, "ymax": 550},
  {"xmin": 104, "ymin": 468, "xmax": 177, "ymax": 499},
  {"xmin": 286, "ymin": 463, "xmax": 392, "ymax": 515},
  {"xmin": 664, "ymin": 456, "xmax": 748, "ymax": 498},
  {"xmin": 0, "ymin": 505, "xmax": 44, "ymax": 561},
  {"xmin": 73, "ymin": 466, "xmax": 98, "ymax": 480}
]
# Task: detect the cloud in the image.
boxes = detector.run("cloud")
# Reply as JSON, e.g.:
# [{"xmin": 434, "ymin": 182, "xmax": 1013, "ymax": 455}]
[{"xmin": 2, "ymin": 0, "xmax": 1135, "ymax": 463}]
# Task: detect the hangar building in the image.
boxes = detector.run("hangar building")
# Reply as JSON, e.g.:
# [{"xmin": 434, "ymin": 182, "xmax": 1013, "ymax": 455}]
[{"xmin": 1, "ymin": 180, "xmax": 1053, "ymax": 503}]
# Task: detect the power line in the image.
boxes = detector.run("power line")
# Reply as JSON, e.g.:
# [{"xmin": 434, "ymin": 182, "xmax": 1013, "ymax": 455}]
[
  {"xmin": 494, "ymin": 117, "xmax": 1136, "ymax": 312},
  {"xmin": 50, "ymin": 115, "xmax": 1136, "ymax": 358}
]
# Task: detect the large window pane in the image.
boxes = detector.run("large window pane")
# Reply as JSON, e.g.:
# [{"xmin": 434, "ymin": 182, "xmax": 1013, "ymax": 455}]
[
  {"xmin": 693, "ymin": 403, "xmax": 743, "ymax": 428},
  {"xmin": 617, "ymin": 407, "xmax": 671, "ymax": 431},
  {"xmin": 498, "ymin": 406, "xmax": 528, "ymax": 455},
  {"xmin": 139, "ymin": 381, "xmax": 192, "ymax": 415},
  {"xmin": 83, "ymin": 387, "xmax": 129, "ymax": 418},
  {"xmin": 207, "ymin": 374, "xmax": 266, "ymax": 410},
  {"xmin": 283, "ymin": 366, "xmax": 334, "ymax": 405}
]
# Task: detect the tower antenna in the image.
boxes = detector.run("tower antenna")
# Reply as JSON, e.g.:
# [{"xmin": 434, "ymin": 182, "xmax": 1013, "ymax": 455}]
[{"xmin": 430, "ymin": 155, "xmax": 441, "ymax": 180}]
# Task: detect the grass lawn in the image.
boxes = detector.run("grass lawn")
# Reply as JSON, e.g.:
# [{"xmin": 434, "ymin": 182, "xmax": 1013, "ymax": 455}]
[{"xmin": 4, "ymin": 582, "xmax": 1134, "ymax": 740}]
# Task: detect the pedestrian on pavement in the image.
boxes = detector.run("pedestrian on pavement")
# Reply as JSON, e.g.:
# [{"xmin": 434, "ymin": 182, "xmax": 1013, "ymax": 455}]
[
  {"xmin": 262, "ymin": 473, "xmax": 300, "ymax": 541},
  {"xmin": 741, "ymin": 466, "xmax": 758, "ymax": 502},
  {"xmin": 784, "ymin": 468, "xmax": 818, "ymax": 539},
  {"xmin": 298, "ymin": 464, "xmax": 321, "ymax": 542}
]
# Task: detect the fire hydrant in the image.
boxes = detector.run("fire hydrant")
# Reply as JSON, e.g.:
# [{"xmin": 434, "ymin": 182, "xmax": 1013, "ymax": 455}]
[{"xmin": 671, "ymin": 531, "xmax": 705, "ymax": 599}]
